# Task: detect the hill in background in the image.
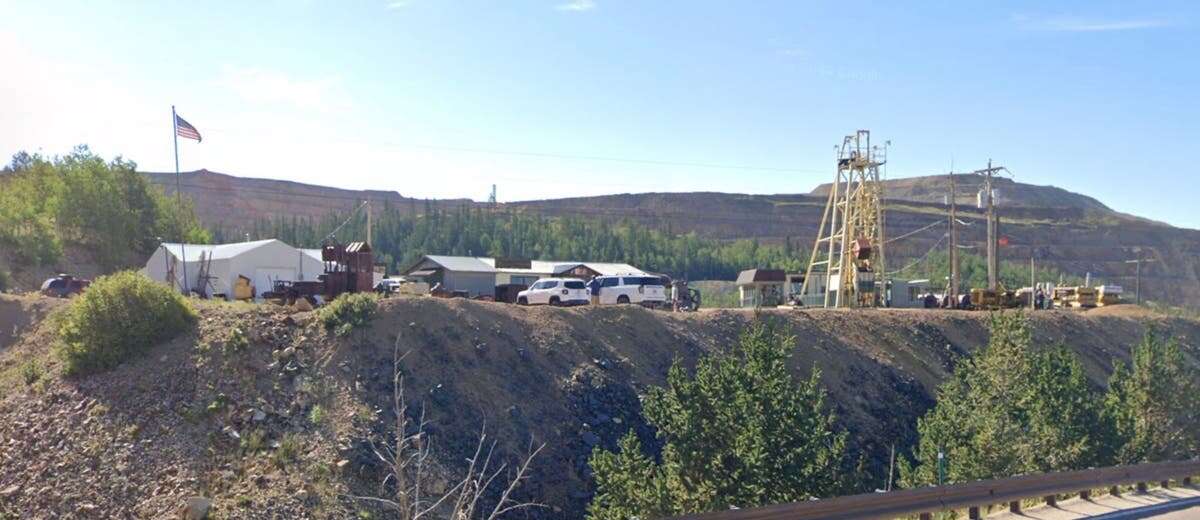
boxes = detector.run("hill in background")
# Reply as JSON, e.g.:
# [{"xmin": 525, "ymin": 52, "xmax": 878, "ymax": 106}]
[{"xmin": 143, "ymin": 169, "xmax": 1200, "ymax": 307}]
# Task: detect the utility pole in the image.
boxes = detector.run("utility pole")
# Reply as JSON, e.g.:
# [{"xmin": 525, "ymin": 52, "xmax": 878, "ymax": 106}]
[
  {"xmin": 948, "ymin": 170, "xmax": 959, "ymax": 298},
  {"xmin": 365, "ymin": 200, "xmax": 372, "ymax": 245},
  {"xmin": 1124, "ymin": 254, "xmax": 1158, "ymax": 304},
  {"xmin": 488, "ymin": 184, "xmax": 497, "ymax": 206},
  {"xmin": 985, "ymin": 159, "xmax": 998, "ymax": 291},
  {"xmin": 1030, "ymin": 255, "xmax": 1035, "ymax": 310}
]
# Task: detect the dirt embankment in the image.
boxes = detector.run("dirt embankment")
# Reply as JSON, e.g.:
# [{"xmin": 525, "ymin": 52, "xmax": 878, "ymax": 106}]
[{"xmin": 0, "ymin": 297, "xmax": 1197, "ymax": 519}]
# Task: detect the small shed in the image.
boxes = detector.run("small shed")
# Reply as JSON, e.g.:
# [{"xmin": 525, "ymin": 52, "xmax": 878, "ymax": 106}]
[{"xmin": 736, "ymin": 269, "xmax": 787, "ymax": 307}]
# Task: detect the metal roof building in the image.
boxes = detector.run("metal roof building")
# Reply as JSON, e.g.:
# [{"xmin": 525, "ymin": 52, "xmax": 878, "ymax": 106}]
[{"xmin": 402, "ymin": 255, "xmax": 648, "ymax": 297}]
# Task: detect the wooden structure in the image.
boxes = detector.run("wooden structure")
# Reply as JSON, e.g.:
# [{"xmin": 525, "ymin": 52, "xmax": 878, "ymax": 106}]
[{"xmin": 321, "ymin": 241, "xmax": 374, "ymax": 298}]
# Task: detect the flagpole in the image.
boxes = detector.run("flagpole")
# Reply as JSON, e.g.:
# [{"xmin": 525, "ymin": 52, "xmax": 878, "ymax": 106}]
[{"xmin": 173, "ymin": 105, "xmax": 189, "ymax": 295}]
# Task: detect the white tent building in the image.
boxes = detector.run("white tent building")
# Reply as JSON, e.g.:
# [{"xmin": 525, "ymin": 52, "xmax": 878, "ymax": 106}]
[{"xmin": 141, "ymin": 239, "xmax": 325, "ymax": 299}]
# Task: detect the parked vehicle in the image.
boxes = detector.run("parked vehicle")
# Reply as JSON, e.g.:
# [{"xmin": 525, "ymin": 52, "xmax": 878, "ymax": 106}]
[
  {"xmin": 517, "ymin": 278, "xmax": 589, "ymax": 306},
  {"xmin": 40, "ymin": 274, "xmax": 91, "ymax": 298},
  {"xmin": 595, "ymin": 275, "xmax": 667, "ymax": 306}
]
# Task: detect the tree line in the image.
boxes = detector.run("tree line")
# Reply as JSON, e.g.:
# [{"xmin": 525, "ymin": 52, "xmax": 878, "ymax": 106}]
[
  {"xmin": 586, "ymin": 313, "xmax": 1199, "ymax": 518},
  {"xmin": 0, "ymin": 148, "xmax": 208, "ymax": 271},
  {"xmin": 216, "ymin": 202, "xmax": 809, "ymax": 280}
]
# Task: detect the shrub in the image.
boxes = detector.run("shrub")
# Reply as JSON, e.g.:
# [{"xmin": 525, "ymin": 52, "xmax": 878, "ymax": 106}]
[
  {"xmin": 901, "ymin": 313, "xmax": 1105, "ymax": 487},
  {"xmin": 308, "ymin": 404, "xmax": 326, "ymax": 425},
  {"xmin": 19, "ymin": 359, "xmax": 42, "ymax": 386},
  {"xmin": 588, "ymin": 321, "xmax": 849, "ymax": 518},
  {"xmin": 54, "ymin": 271, "xmax": 195, "ymax": 376},
  {"xmin": 318, "ymin": 292, "xmax": 379, "ymax": 337}
]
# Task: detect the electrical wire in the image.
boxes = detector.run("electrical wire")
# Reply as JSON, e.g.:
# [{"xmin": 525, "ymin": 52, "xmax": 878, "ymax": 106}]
[
  {"xmin": 887, "ymin": 232, "xmax": 948, "ymax": 275},
  {"xmin": 885, "ymin": 220, "xmax": 944, "ymax": 245}
]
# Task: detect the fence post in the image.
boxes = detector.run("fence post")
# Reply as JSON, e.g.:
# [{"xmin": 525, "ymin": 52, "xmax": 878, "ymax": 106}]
[
  {"xmin": 1137, "ymin": 482, "xmax": 1148, "ymax": 493},
  {"xmin": 968, "ymin": 506, "xmax": 981, "ymax": 519},
  {"xmin": 1044, "ymin": 495, "xmax": 1057, "ymax": 507},
  {"xmin": 1009, "ymin": 501, "xmax": 1021, "ymax": 513},
  {"xmin": 1161, "ymin": 480, "xmax": 1171, "ymax": 489},
  {"xmin": 919, "ymin": 514, "xmax": 932, "ymax": 520},
  {"xmin": 1080, "ymin": 489, "xmax": 1091, "ymax": 500},
  {"xmin": 1110, "ymin": 485, "xmax": 1121, "ymax": 496},
  {"xmin": 1185, "ymin": 477, "xmax": 1193, "ymax": 486}
]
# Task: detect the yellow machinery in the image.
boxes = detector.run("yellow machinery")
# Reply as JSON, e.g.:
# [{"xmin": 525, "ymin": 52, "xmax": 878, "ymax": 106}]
[
  {"xmin": 969, "ymin": 288, "xmax": 1020, "ymax": 310},
  {"xmin": 1053, "ymin": 286, "xmax": 1098, "ymax": 308},
  {"xmin": 232, "ymin": 275, "xmax": 255, "ymax": 301},
  {"xmin": 801, "ymin": 130, "xmax": 888, "ymax": 308}
]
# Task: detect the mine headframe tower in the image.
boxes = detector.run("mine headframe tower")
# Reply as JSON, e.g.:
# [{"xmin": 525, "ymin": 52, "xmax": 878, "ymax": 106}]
[{"xmin": 801, "ymin": 130, "xmax": 888, "ymax": 308}]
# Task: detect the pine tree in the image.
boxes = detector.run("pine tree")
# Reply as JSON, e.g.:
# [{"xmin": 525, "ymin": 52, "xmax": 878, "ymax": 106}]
[
  {"xmin": 1102, "ymin": 330, "xmax": 1200, "ymax": 464},
  {"xmin": 587, "ymin": 321, "xmax": 849, "ymax": 518},
  {"xmin": 901, "ymin": 313, "xmax": 1105, "ymax": 486}
]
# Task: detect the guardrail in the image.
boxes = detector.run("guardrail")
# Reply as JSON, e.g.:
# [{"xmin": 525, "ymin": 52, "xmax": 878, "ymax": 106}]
[{"xmin": 672, "ymin": 460, "xmax": 1200, "ymax": 520}]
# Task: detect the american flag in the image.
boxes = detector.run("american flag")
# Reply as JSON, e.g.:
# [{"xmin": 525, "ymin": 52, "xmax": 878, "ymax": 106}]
[{"xmin": 175, "ymin": 114, "xmax": 202, "ymax": 142}]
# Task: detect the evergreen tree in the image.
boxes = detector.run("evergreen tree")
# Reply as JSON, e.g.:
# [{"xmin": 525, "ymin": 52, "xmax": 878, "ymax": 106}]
[
  {"xmin": 587, "ymin": 321, "xmax": 849, "ymax": 518},
  {"xmin": 901, "ymin": 313, "xmax": 1105, "ymax": 486},
  {"xmin": 1102, "ymin": 330, "xmax": 1200, "ymax": 464}
]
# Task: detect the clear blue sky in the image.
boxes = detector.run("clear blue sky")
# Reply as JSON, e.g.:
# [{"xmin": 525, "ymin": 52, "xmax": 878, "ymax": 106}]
[{"xmin": 2, "ymin": 1, "xmax": 1197, "ymax": 228}]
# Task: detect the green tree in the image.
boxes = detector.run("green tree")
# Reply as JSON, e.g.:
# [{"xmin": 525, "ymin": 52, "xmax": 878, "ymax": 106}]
[
  {"xmin": 1102, "ymin": 331, "xmax": 1200, "ymax": 464},
  {"xmin": 902, "ymin": 313, "xmax": 1105, "ymax": 486},
  {"xmin": 587, "ymin": 321, "xmax": 849, "ymax": 518},
  {"xmin": 0, "ymin": 148, "xmax": 208, "ymax": 270}
]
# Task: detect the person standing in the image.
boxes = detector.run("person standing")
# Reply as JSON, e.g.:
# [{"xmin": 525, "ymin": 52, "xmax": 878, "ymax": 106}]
[{"xmin": 587, "ymin": 276, "xmax": 601, "ymax": 305}]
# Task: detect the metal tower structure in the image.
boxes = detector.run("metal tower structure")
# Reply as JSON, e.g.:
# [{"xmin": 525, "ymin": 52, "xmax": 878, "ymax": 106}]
[{"xmin": 801, "ymin": 130, "xmax": 888, "ymax": 308}]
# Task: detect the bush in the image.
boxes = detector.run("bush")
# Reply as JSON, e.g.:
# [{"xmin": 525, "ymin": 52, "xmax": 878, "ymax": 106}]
[
  {"xmin": 318, "ymin": 292, "xmax": 379, "ymax": 337},
  {"xmin": 54, "ymin": 271, "xmax": 195, "ymax": 375},
  {"xmin": 901, "ymin": 313, "xmax": 1105, "ymax": 487},
  {"xmin": 588, "ymin": 321, "xmax": 849, "ymax": 518}
]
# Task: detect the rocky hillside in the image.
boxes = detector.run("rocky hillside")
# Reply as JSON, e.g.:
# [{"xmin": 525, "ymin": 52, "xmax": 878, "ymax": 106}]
[
  {"xmin": 811, "ymin": 174, "xmax": 1113, "ymax": 212},
  {"xmin": 143, "ymin": 170, "xmax": 1200, "ymax": 306},
  {"xmin": 143, "ymin": 169, "xmax": 473, "ymax": 230},
  {"xmin": 2, "ymin": 294, "xmax": 1198, "ymax": 518}
]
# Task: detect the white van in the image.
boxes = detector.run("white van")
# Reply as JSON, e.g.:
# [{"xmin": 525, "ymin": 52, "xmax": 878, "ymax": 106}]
[{"xmin": 595, "ymin": 275, "xmax": 667, "ymax": 306}]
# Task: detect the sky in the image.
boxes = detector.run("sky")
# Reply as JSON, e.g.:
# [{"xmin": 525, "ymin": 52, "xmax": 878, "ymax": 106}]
[{"xmin": 2, "ymin": 0, "xmax": 1197, "ymax": 228}]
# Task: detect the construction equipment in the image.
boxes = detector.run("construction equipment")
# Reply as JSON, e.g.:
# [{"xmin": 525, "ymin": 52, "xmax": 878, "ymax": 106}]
[
  {"xmin": 1053, "ymin": 286, "xmax": 1098, "ymax": 308},
  {"xmin": 320, "ymin": 241, "xmax": 374, "ymax": 298},
  {"xmin": 801, "ymin": 130, "xmax": 888, "ymax": 308},
  {"xmin": 969, "ymin": 288, "xmax": 1020, "ymax": 310},
  {"xmin": 1096, "ymin": 285, "xmax": 1123, "ymax": 306},
  {"xmin": 232, "ymin": 275, "xmax": 255, "ymax": 301}
]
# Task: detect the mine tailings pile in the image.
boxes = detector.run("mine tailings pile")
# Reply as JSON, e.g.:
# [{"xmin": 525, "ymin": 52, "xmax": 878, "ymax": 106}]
[{"xmin": 0, "ymin": 294, "xmax": 1197, "ymax": 518}]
